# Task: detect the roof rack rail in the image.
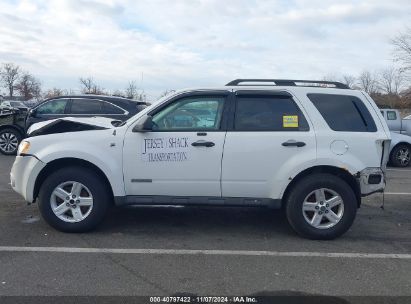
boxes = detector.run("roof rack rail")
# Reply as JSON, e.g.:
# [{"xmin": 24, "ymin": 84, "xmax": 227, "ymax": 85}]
[{"xmin": 226, "ymin": 79, "xmax": 350, "ymax": 89}]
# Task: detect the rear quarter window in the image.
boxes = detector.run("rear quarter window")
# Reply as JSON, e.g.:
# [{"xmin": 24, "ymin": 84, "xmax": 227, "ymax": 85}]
[
  {"xmin": 307, "ymin": 93, "xmax": 377, "ymax": 132},
  {"xmin": 102, "ymin": 102, "xmax": 125, "ymax": 114}
]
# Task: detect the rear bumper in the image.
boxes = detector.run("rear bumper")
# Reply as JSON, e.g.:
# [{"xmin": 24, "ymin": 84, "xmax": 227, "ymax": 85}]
[
  {"xmin": 10, "ymin": 155, "xmax": 46, "ymax": 203},
  {"xmin": 357, "ymin": 167, "xmax": 385, "ymax": 196}
]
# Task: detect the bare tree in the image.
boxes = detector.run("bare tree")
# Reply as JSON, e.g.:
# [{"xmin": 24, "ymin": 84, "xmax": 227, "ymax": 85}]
[
  {"xmin": 79, "ymin": 77, "xmax": 105, "ymax": 95},
  {"xmin": 44, "ymin": 88, "xmax": 68, "ymax": 99},
  {"xmin": 125, "ymin": 81, "xmax": 138, "ymax": 99},
  {"xmin": 341, "ymin": 74, "xmax": 356, "ymax": 88},
  {"xmin": 0, "ymin": 63, "xmax": 20, "ymax": 97},
  {"xmin": 378, "ymin": 67, "xmax": 404, "ymax": 95},
  {"xmin": 159, "ymin": 89, "xmax": 175, "ymax": 98},
  {"xmin": 124, "ymin": 80, "xmax": 147, "ymax": 101},
  {"xmin": 79, "ymin": 77, "xmax": 95, "ymax": 94},
  {"xmin": 15, "ymin": 72, "xmax": 41, "ymax": 100},
  {"xmin": 112, "ymin": 90, "xmax": 125, "ymax": 98},
  {"xmin": 392, "ymin": 28, "xmax": 411, "ymax": 72},
  {"xmin": 321, "ymin": 74, "xmax": 339, "ymax": 83},
  {"xmin": 321, "ymin": 74, "xmax": 357, "ymax": 88},
  {"xmin": 402, "ymin": 90, "xmax": 411, "ymax": 108},
  {"xmin": 357, "ymin": 70, "xmax": 379, "ymax": 94},
  {"xmin": 136, "ymin": 91, "xmax": 147, "ymax": 102}
]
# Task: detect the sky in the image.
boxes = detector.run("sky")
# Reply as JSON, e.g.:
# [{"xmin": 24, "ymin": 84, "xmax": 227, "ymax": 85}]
[{"xmin": 0, "ymin": 0, "xmax": 410, "ymax": 99}]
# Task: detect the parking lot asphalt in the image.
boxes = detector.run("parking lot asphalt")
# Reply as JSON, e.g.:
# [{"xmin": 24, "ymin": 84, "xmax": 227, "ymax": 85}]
[{"xmin": 0, "ymin": 155, "xmax": 410, "ymax": 297}]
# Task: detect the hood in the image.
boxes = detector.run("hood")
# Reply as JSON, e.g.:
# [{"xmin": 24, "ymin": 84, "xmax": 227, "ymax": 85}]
[
  {"xmin": 27, "ymin": 116, "xmax": 120, "ymax": 137},
  {"xmin": 0, "ymin": 108, "xmax": 18, "ymax": 116},
  {"xmin": 0, "ymin": 110, "xmax": 15, "ymax": 117}
]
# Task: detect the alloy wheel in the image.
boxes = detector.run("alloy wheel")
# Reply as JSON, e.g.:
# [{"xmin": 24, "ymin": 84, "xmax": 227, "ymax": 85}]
[
  {"xmin": 396, "ymin": 148, "xmax": 410, "ymax": 166},
  {"xmin": 0, "ymin": 132, "xmax": 18, "ymax": 153},
  {"xmin": 302, "ymin": 188, "xmax": 344, "ymax": 229},
  {"xmin": 50, "ymin": 181, "xmax": 94, "ymax": 223}
]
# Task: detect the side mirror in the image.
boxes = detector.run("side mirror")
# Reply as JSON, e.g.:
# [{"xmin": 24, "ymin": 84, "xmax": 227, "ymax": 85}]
[
  {"xmin": 132, "ymin": 115, "xmax": 154, "ymax": 132},
  {"xmin": 29, "ymin": 108, "xmax": 37, "ymax": 117}
]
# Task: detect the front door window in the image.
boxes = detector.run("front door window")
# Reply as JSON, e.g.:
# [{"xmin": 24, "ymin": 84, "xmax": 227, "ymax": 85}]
[
  {"xmin": 36, "ymin": 99, "xmax": 69, "ymax": 115},
  {"xmin": 152, "ymin": 96, "xmax": 225, "ymax": 131}
]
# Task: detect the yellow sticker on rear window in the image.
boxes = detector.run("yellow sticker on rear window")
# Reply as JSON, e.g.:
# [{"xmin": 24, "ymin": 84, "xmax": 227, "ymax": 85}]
[{"xmin": 283, "ymin": 115, "xmax": 299, "ymax": 128}]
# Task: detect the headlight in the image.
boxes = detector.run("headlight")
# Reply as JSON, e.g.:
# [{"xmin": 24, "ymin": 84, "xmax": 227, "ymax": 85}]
[{"xmin": 18, "ymin": 141, "xmax": 31, "ymax": 155}]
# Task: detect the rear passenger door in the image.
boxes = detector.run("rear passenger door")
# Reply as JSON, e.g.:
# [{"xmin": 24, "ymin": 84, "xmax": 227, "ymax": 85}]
[
  {"xmin": 221, "ymin": 91, "xmax": 316, "ymax": 199},
  {"xmin": 306, "ymin": 93, "xmax": 385, "ymax": 170},
  {"xmin": 67, "ymin": 98, "xmax": 127, "ymax": 120}
]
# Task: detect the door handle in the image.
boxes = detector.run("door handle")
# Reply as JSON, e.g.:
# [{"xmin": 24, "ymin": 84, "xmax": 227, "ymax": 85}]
[
  {"xmin": 282, "ymin": 140, "xmax": 306, "ymax": 147},
  {"xmin": 191, "ymin": 140, "xmax": 215, "ymax": 147}
]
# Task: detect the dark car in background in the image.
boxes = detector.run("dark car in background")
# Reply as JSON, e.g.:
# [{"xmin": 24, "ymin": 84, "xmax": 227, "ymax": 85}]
[
  {"xmin": 0, "ymin": 109, "xmax": 26, "ymax": 155},
  {"xmin": 0, "ymin": 100, "xmax": 30, "ymax": 113},
  {"xmin": 0, "ymin": 95, "xmax": 147, "ymax": 155},
  {"xmin": 25, "ymin": 95, "xmax": 147, "ymax": 130}
]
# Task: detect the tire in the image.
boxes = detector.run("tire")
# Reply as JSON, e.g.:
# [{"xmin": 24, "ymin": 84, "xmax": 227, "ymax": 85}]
[
  {"xmin": 285, "ymin": 173, "xmax": 357, "ymax": 240},
  {"xmin": 390, "ymin": 144, "xmax": 410, "ymax": 167},
  {"xmin": 0, "ymin": 128, "xmax": 22, "ymax": 155},
  {"xmin": 38, "ymin": 167, "xmax": 110, "ymax": 232}
]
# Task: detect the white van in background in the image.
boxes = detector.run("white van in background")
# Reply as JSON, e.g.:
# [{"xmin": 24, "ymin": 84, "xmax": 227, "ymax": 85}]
[
  {"xmin": 380, "ymin": 109, "xmax": 411, "ymax": 167},
  {"xmin": 380, "ymin": 109, "xmax": 411, "ymax": 136}
]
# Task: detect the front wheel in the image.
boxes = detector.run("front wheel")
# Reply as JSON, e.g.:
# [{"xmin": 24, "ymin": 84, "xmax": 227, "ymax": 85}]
[
  {"xmin": 285, "ymin": 174, "xmax": 357, "ymax": 240},
  {"xmin": 0, "ymin": 128, "xmax": 22, "ymax": 155},
  {"xmin": 38, "ymin": 167, "xmax": 110, "ymax": 232}
]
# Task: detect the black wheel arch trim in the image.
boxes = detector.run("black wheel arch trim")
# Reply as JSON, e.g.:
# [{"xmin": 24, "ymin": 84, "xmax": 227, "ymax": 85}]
[
  {"xmin": 33, "ymin": 158, "xmax": 114, "ymax": 204},
  {"xmin": 0, "ymin": 124, "xmax": 25, "ymax": 137},
  {"xmin": 282, "ymin": 165, "xmax": 361, "ymax": 208}
]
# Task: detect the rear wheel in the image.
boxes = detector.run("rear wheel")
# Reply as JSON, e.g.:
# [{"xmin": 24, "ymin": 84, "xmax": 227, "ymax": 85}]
[
  {"xmin": 0, "ymin": 128, "xmax": 22, "ymax": 155},
  {"xmin": 38, "ymin": 167, "xmax": 110, "ymax": 232},
  {"xmin": 285, "ymin": 174, "xmax": 357, "ymax": 240},
  {"xmin": 390, "ymin": 144, "xmax": 410, "ymax": 167}
]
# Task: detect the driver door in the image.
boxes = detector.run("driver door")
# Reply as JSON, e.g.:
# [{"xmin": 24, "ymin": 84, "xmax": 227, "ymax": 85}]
[{"xmin": 123, "ymin": 92, "xmax": 229, "ymax": 197}]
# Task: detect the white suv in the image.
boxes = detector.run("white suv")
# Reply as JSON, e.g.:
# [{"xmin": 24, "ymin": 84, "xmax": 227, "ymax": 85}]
[{"xmin": 10, "ymin": 79, "xmax": 391, "ymax": 239}]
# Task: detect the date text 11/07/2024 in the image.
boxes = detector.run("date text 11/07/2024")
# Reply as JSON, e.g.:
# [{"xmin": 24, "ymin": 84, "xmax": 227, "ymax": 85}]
[{"xmin": 149, "ymin": 296, "xmax": 258, "ymax": 303}]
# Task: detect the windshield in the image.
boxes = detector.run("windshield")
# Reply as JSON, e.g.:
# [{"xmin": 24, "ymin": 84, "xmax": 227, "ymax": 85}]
[{"xmin": 10, "ymin": 101, "xmax": 24, "ymax": 107}]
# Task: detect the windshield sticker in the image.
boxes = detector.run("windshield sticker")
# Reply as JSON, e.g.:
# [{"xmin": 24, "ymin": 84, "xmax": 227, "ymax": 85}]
[
  {"xmin": 142, "ymin": 137, "xmax": 190, "ymax": 162},
  {"xmin": 283, "ymin": 115, "xmax": 299, "ymax": 128}
]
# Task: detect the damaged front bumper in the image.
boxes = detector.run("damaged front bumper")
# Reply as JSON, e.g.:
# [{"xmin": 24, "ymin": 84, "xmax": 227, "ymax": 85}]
[
  {"xmin": 10, "ymin": 155, "xmax": 46, "ymax": 203},
  {"xmin": 356, "ymin": 167, "xmax": 385, "ymax": 196}
]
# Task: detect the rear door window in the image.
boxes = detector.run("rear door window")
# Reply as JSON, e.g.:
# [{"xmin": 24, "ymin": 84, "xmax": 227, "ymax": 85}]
[
  {"xmin": 307, "ymin": 94, "xmax": 377, "ymax": 132},
  {"xmin": 234, "ymin": 95, "xmax": 309, "ymax": 131},
  {"xmin": 70, "ymin": 99, "xmax": 104, "ymax": 114}
]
